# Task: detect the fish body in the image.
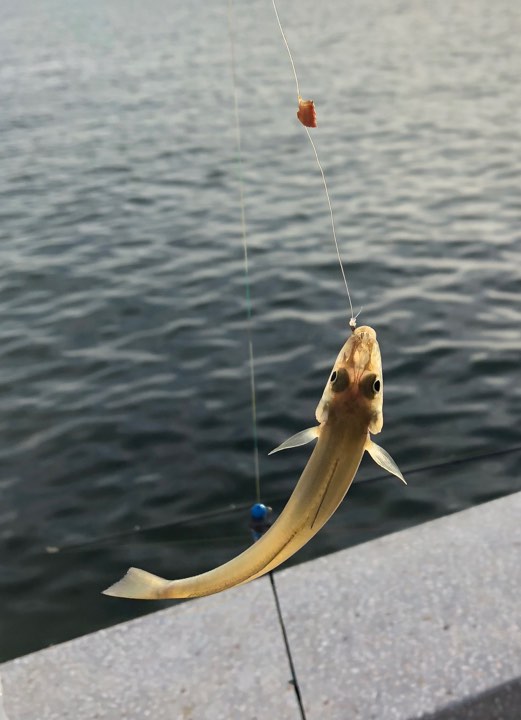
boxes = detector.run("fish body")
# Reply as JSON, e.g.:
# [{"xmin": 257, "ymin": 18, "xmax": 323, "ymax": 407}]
[{"xmin": 103, "ymin": 325, "xmax": 404, "ymax": 600}]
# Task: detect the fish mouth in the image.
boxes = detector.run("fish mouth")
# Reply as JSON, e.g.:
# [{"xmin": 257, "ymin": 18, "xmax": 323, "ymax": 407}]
[
  {"xmin": 354, "ymin": 325, "xmax": 377, "ymax": 340},
  {"xmin": 347, "ymin": 328, "xmax": 380, "ymax": 382}
]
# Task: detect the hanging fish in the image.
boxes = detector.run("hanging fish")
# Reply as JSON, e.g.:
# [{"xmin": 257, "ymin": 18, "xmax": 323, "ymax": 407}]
[
  {"xmin": 103, "ymin": 325, "xmax": 405, "ymax": 600},
  {"xmin": 297, "ymin": 96, "xmax": 317, "ymax": 127}
]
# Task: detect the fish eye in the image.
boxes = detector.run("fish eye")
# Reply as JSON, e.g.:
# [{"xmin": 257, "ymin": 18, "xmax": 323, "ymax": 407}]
[
  {"xmin": 330, "ymin": 367, "xmax": 349, "ymax": 393},
  {"xmin": 361, "ymin": 373, "xmax": 380, "ymax": 399}
]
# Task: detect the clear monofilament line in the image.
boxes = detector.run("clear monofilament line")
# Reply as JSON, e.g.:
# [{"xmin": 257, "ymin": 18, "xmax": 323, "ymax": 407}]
[
  {"xmin": 271, "ymin": 0, "xmax": 356, "ymax": 326},
  {"xmin": 227, "ymin": 0, "xmax": 261, "ymax": 504},
  {"xmin": 272, "ymin": 0, "xmax": 300, "ymax": 99},
  {"xmin": 305, "ymin": 127, "xmax": 355, "ymax": 322},
  {"xmin": 53, "ymin": 442, "xmax": 521, "ymax": 552}
]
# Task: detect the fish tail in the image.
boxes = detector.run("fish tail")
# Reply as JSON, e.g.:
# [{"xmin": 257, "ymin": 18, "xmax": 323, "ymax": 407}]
[{"xmin": 102, "ymin": 567, "xmax": 172, "ymax": 600}]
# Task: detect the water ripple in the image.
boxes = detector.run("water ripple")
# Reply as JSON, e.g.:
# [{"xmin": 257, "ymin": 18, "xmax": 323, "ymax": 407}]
[{"xmin": 0, "ymin": 0, "xmax": 520, "ymax": 661}]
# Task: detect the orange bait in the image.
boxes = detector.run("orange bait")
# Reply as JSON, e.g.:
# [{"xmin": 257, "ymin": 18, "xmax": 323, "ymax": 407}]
[{"xmin": 297, "ymin": 96, "xmax": 317, "ymax": 128}]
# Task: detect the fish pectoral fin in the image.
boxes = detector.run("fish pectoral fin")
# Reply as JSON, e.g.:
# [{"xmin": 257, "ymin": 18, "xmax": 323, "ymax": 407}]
[
  {"xmin": 268, "ymin": 426, "xmax": 320, "ymax": 455},
  {"xmin": 365, "ymin": 437, "xmax": 407, "ymax": 485}
]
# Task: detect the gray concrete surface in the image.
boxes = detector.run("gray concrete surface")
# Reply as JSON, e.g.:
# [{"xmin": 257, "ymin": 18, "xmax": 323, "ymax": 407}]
[
  {"xmin": 1, "ymin": 492, "xmax": 520, "ymax": 720},
  {"xmin": 420, "ymin": 678, "xmax": 521, "ymax": 720},
  {"xmin": 275, "ymin": 491, "xmax": 521, "ymax": 719},
  {"xmin": 0, "ymin": 674, "xmax": 8, "ymax": 720},
  {"xmin": 0, "ymin": 579, "xmax": 298, "ymax": 720}
]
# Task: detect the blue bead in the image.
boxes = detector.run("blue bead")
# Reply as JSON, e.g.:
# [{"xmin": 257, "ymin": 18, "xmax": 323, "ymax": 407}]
[{"xmin": 250, "ymin": 503, "xmax": 268, "ymax": 520}]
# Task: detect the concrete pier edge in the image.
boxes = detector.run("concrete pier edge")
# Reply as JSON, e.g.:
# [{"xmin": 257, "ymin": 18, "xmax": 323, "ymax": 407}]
[{"xmin": 1, "ymin": 491, "xmax": 520, "ymax": 719}]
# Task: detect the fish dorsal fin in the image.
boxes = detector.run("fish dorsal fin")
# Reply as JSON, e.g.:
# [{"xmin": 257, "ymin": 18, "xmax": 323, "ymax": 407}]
[
  {"xmin": 365, "ymin": 437, "xmax": 407, "ymax": 484},
  {"xmin": 268, "ymin": 426, "xmax": 320, "ymax": 455}
]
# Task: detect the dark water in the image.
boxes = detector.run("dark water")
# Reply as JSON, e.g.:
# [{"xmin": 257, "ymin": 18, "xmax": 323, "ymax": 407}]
[{"xmin": 1, "ymin": 0, "xmax": 520, "ymax": 662}]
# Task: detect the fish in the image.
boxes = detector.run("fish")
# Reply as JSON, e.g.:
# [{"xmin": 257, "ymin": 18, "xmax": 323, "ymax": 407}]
[{"xmin": 102, "ymin": 325, "xmax": 405, "ymax": 600}]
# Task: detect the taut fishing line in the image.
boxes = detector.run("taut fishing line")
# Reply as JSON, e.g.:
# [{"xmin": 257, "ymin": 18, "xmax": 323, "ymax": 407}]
[
  {"xmin": 227, "ymin": 0, "xmax": 262, "ymax": 505},
  {"xmin": 271, "ymin": 0, "xmax": 357, "ymax": 328},
  {"xmin": 227, "ymin": 4, "xmax": 308, "ymax": 717},
  {"xmin": 50, "ymin": 444, "xmax": 521, "ymax": 553}
]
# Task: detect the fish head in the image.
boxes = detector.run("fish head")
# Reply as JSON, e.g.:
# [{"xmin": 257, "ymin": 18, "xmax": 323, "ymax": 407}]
[{"xmin": 315, "ymin": 325, "xmax": 384, "ymax": 434}]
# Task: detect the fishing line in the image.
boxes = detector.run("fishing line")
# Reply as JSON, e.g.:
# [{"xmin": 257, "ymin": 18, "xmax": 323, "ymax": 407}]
[
  {"xmin": 51, "ymin": 533, "xmax": 249, "ymax": 554},
  {"xmin": 271, "ymin": 0, "xmax": 301, "ymax": 98},
  {"xmin": 227, "ymin": 0, "xmax": 261, "ymax": 504},
  {"xmin": 50, "ymin": 443, "xmax": 521, "ymax": 553},
  {"xmin": 271, "ymin": 0, "xmax": 356, "ymax": 327},
  {"xmin": 304, "ymin": 125, "xmax": 355, "ymax": 325},
  {"xmin": 269, "ymin": 572, "xmax": 308, "ymax": 720},
  {"xmin": 52, "ymin": 503, "xmax": 245, "ymax": 553},
  {"xmin": 50, "ymin": 477, "xmax": 517, "ymax": 555},
  {"xmin": 227, "ymin": 8, "xmax": 308, "ymax": 713},
  {"xmin": 400, "ymin": 443, "xmax": 521, "ymax": 479}
]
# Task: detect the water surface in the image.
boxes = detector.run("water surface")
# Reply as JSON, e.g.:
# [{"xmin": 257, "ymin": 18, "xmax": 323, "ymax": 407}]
[{"xmin": 0, "ymin": 0, "xmax": 520, "ymax": 661}]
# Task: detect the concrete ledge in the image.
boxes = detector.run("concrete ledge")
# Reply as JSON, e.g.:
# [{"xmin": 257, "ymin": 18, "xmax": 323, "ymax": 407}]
[
  {"xmin": 2, "ymin": 492, "xmax": 520, "ymax": 719},
  {"xmin": 0, "ymin": 579, "xmax": 299, "ymax": 720},
  {"xmin": 274, "ymin": 490, "xmax": 521, "ymax": 719}
]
